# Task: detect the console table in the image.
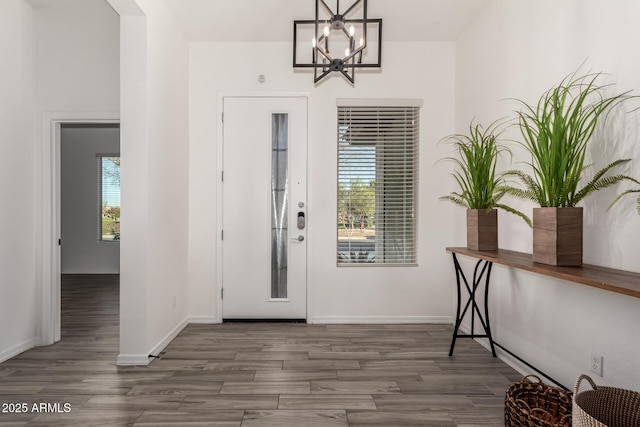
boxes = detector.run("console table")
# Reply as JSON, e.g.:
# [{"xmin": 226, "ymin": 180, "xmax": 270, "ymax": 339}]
[{"xmin": 446, "ymin": 247, "xmax": 640, "ymax": 358}]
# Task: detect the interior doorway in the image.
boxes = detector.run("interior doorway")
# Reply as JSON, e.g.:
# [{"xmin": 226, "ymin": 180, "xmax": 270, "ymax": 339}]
[
  {"xmin": 59, "ymin": 123, "xmax": 120, "ymax": 343},
  {"xmin": 41, "ymin": 115, "xmax": 119, "ymax": 346}
]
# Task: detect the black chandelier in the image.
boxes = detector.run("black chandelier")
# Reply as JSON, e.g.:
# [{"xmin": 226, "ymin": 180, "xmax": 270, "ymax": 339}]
[{"xmin": 293, "ymin": 0, "xmax": 382, "ymax": 84}]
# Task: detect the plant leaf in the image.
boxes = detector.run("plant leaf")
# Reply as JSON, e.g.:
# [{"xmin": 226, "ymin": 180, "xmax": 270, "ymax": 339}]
[
  {"xmin": 508, "ymin": 69, "xmax": 637, "ymax": 208},
  {"xmin": 495, "ymin": 203, "xmax": 532, "ymax": 227}
]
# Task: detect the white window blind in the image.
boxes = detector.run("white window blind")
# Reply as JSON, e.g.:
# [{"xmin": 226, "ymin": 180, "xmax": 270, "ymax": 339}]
[
  {"xmin": 337, "ymin": 105, "xmax": 420, "ymax": 265},
  {"xmin": 98, "ymin": 156, "xmax": 120, "ymax": 241}
]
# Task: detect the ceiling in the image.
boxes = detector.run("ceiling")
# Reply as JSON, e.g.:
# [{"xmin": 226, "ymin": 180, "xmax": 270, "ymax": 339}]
[{"xmin": 162, "ymin": 0, "xmax": 490, "ymax": 42}]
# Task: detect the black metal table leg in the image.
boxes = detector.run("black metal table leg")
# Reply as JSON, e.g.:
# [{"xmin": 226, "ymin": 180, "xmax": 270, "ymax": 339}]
[{"xmin": 449, "ymin": 253, "xmax": 496, "ymax": 357}]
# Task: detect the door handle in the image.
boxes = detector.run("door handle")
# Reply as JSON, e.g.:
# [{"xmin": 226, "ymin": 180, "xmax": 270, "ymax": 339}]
[{"xmin": 291, "ymin": 235, "xmax": 304, "ymax": 242}]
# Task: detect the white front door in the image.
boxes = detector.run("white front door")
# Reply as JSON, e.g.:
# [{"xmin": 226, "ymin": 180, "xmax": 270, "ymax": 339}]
[{"xmin": 222, "ymin": 96, "xmax": 307, "ymax": 319}]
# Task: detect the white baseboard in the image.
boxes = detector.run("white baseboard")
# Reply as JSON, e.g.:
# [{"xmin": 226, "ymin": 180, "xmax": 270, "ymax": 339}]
[
  {"xmin": 473, "ymin": 335, "xmax": 529, "ymax": 378},
  {"xmin": 474, "ymin": 339, "xmax": 567, "ymax": 389},
  {"xmin": 117, "ymin": 317, "xmax": 189, "ymax": 366},
  {"xmin": 458, "ymin": 323, "xmax": 531, "ymax": 381},
  {"xmin": 0, "ymin": 337, "xmax": 39, "ymax": 364},
  {"xmin": 116, "ymin": 354, "xmax": 152, "ymax": 366},
  {"xmin": 188, "ymin": 315, "xmax": 219, "ymax": 324},
  {"xmin": 311, "ymin": 316, "xmax": 453, "ymax": 324},
  {"xmin": 148, "ymin": 317, "xmax": 189, "ymax": 358}
]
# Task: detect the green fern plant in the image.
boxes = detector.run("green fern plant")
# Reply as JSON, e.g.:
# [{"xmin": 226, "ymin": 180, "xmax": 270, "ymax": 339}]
[
  {"xmin": 609, "ymin": 188, "xmax": 640, "ymax": 215},
  {"xmin": 504, "ymin": 70, "xmax": 639, "ymax": 208},
  {"xmin": 439, "ymin": 120, "xmax": 531, "ymax": 226}
]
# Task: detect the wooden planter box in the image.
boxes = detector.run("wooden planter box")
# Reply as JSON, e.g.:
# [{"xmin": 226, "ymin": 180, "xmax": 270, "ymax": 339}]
[
  {"xmin": 467, "ymin": 209, "xmax": 497, "ymax": 251},
  {"xmin": 533, "ymin": 207, "xmax": 583, "ymax": 266}
]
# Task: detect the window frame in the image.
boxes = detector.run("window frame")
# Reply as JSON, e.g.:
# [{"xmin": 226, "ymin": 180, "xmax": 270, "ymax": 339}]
[
  {"xmin": 336, "ymin": 99, "xmax": 422, "ymax": 267},
  {"xmin": 97, "ymin": 154, "xmax": 121, "ymax": 243}
]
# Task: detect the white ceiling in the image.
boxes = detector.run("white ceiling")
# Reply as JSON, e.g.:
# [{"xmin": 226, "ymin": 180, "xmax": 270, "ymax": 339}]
[{"xmin": 162, "ymin": 0, "xmax": 490, "ymax": 42}]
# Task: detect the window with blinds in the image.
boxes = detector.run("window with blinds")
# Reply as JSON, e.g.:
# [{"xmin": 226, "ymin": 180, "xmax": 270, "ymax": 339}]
[
  {"xmin": 337, "ymin": 104, "xmax": 420, "ymax": 265},
  {"xmin": 99, "ymin": 155, "xmax": 120, "ymax": 241}
]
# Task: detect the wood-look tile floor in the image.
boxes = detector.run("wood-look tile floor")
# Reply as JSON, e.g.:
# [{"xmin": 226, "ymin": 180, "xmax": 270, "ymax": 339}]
[{"xmin": 0, "ymin": 275, "xmax": 521, "ymax": 426}]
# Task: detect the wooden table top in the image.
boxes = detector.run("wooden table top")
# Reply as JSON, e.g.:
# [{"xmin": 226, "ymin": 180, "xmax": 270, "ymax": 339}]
[{"xmin": 446, "ymin": 247, "xmax": 640, "ymax": 299}]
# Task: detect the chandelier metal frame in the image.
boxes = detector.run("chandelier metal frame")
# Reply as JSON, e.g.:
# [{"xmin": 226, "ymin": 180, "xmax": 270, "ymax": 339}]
[{"xmin": 293, "ymin": 0, "xmax": 382, "ymax": 84}]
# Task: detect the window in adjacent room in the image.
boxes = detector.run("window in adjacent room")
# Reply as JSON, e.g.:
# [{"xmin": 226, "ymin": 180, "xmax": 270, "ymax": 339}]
[
  {"xmin": 98, "ymin": 155, "xmax": 120, "ymax": 241},
  {"xmin": 337, "ymin": 101, "xmax": 421, "ymax": 265}
]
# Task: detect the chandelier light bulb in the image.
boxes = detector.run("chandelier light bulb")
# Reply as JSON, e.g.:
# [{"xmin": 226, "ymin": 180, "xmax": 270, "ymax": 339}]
[
  {"xmin": 312, "ymin": 37, "xmax": 316, "ymax": 47},
  {"xmin": 345, "ymin": 48, "xmax": 350, "ymax": 56},
  {"xmin": 324, "ymin": 25, "xmax": 330, "ymax": 36},
  {"xmin": 349, "ymin": 25, "xmax": 355, "ymax": 36},
  {"xmin": 359, "ymin": 36, "xmax": 365, "ymax": 47}
]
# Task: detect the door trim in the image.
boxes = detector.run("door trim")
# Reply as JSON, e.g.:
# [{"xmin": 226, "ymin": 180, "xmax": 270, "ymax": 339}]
[
  {"xmin": 216, "ymin": 92, "xmax": 310, "ymax": 323},
  {"xmin": 42, "ymin": 112, "xmax": 119, "ymax": 346}
]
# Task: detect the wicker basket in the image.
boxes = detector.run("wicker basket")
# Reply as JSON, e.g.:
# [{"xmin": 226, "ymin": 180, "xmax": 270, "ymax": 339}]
[
  {"xmin": 505, "ymin": 375, "xmax": 572, "ymax": 427},
  {"xmin": 573, "ymin": 374, "xmax": 640, "ymax": 427}
]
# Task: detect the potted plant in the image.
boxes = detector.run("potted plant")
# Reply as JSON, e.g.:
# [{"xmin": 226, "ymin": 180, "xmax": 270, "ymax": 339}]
[
  {"xmin": 439, "ymin": 120, "xmax": 531, "ymax": 251},
  {"xmin": 505, "ymin": 70, "xmax": 638, "ymax": 265}
]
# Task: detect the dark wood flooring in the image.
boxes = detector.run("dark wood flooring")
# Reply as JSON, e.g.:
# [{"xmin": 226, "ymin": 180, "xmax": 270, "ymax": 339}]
[{"xmin": 0, "ymin": 275, "xmax": 521, "ymax": 426}]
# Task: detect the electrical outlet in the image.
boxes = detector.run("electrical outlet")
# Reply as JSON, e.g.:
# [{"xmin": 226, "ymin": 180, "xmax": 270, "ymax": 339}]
[{"xmin": 590, "ymin": 353, "xmax": 603, "ymax": 377}]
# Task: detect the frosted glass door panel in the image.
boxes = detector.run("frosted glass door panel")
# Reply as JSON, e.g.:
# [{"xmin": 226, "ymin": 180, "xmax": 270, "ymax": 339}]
[{"xmin": 271, "ymin": 113, "xmax": 288, "ymax": 299}]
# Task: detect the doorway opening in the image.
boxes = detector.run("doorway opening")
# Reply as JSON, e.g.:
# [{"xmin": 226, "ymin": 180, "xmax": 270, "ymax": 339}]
[
  {"xmin": 59, "ymin": 123, "xmax": 120, "ymax": 345},
  {"xmin": 41, "ymin": 115, "xmax": 119, "ymax": 347}
]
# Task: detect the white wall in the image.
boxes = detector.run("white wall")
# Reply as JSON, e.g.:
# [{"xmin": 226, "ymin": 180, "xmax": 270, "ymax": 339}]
[
  {"xmin": 117, "ymin": 7, "xmax": 149, "ymax": 362},
  {"xmin": 188, "ymin": 41, "xmax": 458, "ymax": 323},
  {"xmin": 138, "ymin": 0, "xmax": 190, "ymax": 357},
  {"xmin": 115, "ymin": 0, "xmax": 190, "ymax": 363},
  {"xmin": 0, "ymin": 0, "xmax": 37, "ymax": 363},
  {"xmin": 34, "ymin": 0, "xmax": 120, "ymax": 114},
  {"xmin": 61, "ymin": 125, "xmax": 120, "ymax": 274},
  {"xmin": 456, "ymin": 0, "xmax": 640, "ymax": 390}
]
